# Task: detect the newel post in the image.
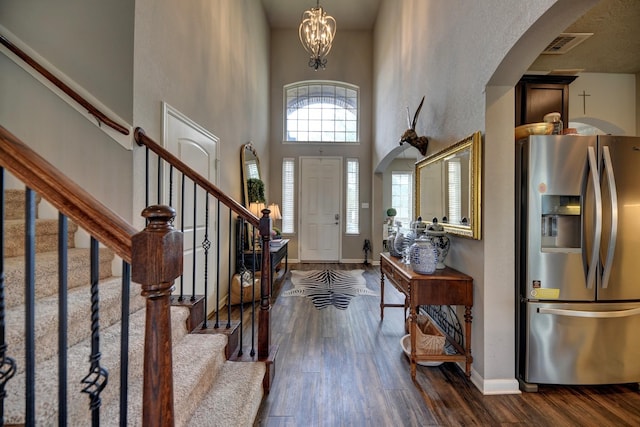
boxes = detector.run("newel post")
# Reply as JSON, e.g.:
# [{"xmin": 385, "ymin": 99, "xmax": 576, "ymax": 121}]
[
  {"xmin": 131, "ymin": 205, "xmax": 183, "ymax": 427},
  {"xmin": 258, "ymin": 209, "xmax": 272, "ymax": 360}
]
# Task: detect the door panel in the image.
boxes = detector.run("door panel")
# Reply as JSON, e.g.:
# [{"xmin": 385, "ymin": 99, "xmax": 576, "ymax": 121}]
[
  {"xmin": 597, "ymin": 136, "xmax": 640, "ymax": 300},
  {"xmin": 526, "ymin": 136, "xmax": 594, "ymax": 301},
  {"xmin": 299, "ymin": 157, "xmax": 341, "ymax": 261},
  {"xmin": 526, "ymin": 301, "xmax": 640, "ymax": 385},
  {"xmin": 163, "ymin": 103, "xmax": 219, "ymax": 300}
]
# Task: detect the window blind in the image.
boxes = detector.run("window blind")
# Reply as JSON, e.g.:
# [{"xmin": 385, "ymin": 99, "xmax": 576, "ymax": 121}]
[
  {"xmin": 346, "ymin": 158, "xmax": 359, "ymax": 234},
  {"xmin": 282, "ymin": 158, "xmax": 295, "ymax": 233},
  {"xmin": 447, "ymin": 159, "xmax": 462, "ymax": 224},
  {"xmin": 391, "ymin": 171, "xmax": 413, "ymax": 228}
]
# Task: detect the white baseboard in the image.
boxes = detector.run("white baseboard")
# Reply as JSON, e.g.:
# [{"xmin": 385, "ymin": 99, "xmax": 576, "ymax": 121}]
[{"xmin": 469, "ymin": 367, "xmax": 521, "ymax": 395}]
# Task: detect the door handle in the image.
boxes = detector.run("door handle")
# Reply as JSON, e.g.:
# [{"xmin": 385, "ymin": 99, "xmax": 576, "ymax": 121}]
[
  {"xmin": 585, "ymin": 146, "xmax": 601, "ymax": 290},
  {"xmin": 539, "ymin": 306, "xmax": 640, "ymax": 319},
  {"xmin": 335, "ymin": 213, "xmax": 339, "ymax": 225},
  {"xmin": 601, "ymin": 146, "xmax": 617, "ymax": 289}
]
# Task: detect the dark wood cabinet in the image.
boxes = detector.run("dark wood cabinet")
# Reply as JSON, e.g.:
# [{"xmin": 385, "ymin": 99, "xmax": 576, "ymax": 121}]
[{"xmin": 515, "ymin": 75, "xmax": 577, "ymax": 126}]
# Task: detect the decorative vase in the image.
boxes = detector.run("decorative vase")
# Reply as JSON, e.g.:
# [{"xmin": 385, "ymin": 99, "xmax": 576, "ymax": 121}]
[
  {"xmin": 411, "ymin": 217, "xmax": 427, "ymax": 237},
  {"xmin": 426, "ymin": 222, "xmax": 450, "ymax": 269},
  {"xmin": 402, "ymin": 230, "xmax": 417, "ymax": 263},
  {"xmin": 392, "ymin": 231, "xmax": 405, "ymax": 258},
  {"xmin": 409, "ymin": 236, "xmax": 437, "ymax": 274},
  {"xmin": 387, "ymin": 232, "xmax": 398, "ymax": 257}
]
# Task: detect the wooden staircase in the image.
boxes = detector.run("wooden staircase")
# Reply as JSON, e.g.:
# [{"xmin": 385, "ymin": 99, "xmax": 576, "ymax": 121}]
[{"xmin": 2, "ymin": 189, "xmax": 266, "ymax": 425}]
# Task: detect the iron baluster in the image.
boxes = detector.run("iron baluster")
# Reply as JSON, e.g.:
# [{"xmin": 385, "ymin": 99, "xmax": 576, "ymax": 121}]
[
  {"xmin": 178, "ymin": 173, "xmax": 186, "ymax": 302},
  {"xmin": 119, "ymin": 262, "xmax": 131, "ymax": 427},
  {"xmin": 0, "ymin": 168, "xmax": 17, "ymax": 424},
  {"xmin": 156, "ymin": 156, "xmax": 162, "ymax": 205},
  {"xmin": 25, "ymin": 188, "xmax": 36, "ymax": 425},
  {"xmin": 81, "ymin": 237, "xmax": 108, "ymax": 427},
  {"xmin": 169, "ymin": 164, "xmax": 174, "ymax": 208},
  {"xmin": 191, "ymin": 181, "xmax": 197, "ymax": 301},
  {"xmin": 144, "ymin": 147, "xmax": 150, "ymax": 211},
  {"xmin": 214, "ymin": 200, "xmax": 221, "ymax": 329},
  {"xmin": 250, "ymin": 224, "xmax": 257, "ymax": 357},
  {"xmin": 201, "ymin": 192, "xmax": 211, "ymax": 329},
  {"xmin": 226, "ymin": 209, "xmax": 232, "ymax": 329},
  {"xmin": 58, "ymin": 213, "xmax": 69, "ymax": 425}
]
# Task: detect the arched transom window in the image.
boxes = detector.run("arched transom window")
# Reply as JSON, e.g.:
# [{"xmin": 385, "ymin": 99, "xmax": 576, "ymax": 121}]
[{"xmin": 284, "ymin": 81, "xmax": 359, "ymax": 143}]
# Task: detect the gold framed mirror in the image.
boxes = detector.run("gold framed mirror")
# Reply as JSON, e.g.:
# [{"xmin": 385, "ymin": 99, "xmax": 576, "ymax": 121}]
[
  {"xmin": 415, "ymin": 131, "xmax": 482, "ymax": 239},
  {"xmin": 241, "ymin": 142, "xmax": 262, "ymax": 207}
]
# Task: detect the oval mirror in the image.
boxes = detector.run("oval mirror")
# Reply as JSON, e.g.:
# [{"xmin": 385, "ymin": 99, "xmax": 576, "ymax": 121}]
[
  {"xmin": 415, "ymin": 131, "xmax": 482, "ymax": 239},
  {"xmin": 241, "ymin": 142, "xmax": 261, "ymax": 207}
]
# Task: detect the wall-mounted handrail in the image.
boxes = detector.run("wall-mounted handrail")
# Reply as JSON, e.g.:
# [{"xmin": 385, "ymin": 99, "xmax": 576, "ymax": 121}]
[
  {"xmin": 0, "ymin": 125, "xmax": 136, "ymax": 262},
  {"xmin": 134, "ymin": 127, "xmax": 259, "ymax": 227},
  {"xmin": 0, "ymin": 33, "xmax": 130, "ymax": 136}
]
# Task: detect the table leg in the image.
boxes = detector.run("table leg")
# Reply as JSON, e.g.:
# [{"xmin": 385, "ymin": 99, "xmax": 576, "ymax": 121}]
[
  {"xmin": 410, "ymin": 303, "xmax": 417, "ymax": 380},
  {"xmin": 464, "ymin": 305, "xmax": 473, "ymax": 378},
  {"xmin": 380, "ymin": 270, "xmax": 385, "ymax": 320}
]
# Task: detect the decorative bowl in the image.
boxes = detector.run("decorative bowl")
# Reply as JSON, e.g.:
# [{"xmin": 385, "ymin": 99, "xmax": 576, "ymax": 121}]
[{"xmin": 515, "ymin": 122, "xmax": 554, "ymax": 141}]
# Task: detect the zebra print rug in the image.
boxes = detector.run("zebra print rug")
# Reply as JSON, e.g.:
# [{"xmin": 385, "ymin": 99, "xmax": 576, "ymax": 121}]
[{"xmin": 282, "ymin": 270, "xmax": 378, "ymax": 310}]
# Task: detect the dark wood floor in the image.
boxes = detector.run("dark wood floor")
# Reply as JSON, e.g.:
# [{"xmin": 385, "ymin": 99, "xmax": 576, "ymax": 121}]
[{"xmin": 251, "ymin": 264, "xmax": 640, "ymax": 426}]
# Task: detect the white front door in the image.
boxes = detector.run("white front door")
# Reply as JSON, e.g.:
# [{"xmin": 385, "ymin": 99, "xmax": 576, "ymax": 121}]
[
  {"xmin": 299, "ymin": 157, "xmax": 342, "ymax": 262},
  {"xmin": 162, "ymin": 103, "xmax": 219, "ymax": 303}
]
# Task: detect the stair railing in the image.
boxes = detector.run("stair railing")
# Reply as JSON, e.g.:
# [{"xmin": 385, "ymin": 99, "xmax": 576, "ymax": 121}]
[
  {"xmin": 0, "ymin": 125, "xmax": 185, "ymax": 424},
  {"xmin": 133, "ymin": 127, "xmax": 273, "ymax": 363},
  {"xmin": 0, "ymin": 33, "xmax": 130, "ymax": 136}
]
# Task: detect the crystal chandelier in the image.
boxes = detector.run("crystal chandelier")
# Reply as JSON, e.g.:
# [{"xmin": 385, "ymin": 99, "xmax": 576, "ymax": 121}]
[{"xmin": 298, "ymin": 0, "xmax": 336, "ymax": 70}]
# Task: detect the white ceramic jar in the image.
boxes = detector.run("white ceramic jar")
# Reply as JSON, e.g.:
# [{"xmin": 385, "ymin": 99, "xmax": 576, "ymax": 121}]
[{"xmin": 409, "ymin": 236, "xmax": 437, "ymax": 274}]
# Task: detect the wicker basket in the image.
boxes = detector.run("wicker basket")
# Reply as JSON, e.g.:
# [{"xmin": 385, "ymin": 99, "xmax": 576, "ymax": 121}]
[{"xmin": 406, "ymin": 315, "xmax": 445, "ymax": 355}]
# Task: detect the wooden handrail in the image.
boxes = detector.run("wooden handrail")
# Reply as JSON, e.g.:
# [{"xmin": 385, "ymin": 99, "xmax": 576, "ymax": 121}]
[
  {"xmin": 0, "ymin": 33, "xmax": 130, "ymax": 136},
  {"xmin": 134, "ymin": 127, "xmax": 260, "ymax": 227},
  {"xmin": 0, "ymin": 125, "xmax": 136, "ymax": 263}
]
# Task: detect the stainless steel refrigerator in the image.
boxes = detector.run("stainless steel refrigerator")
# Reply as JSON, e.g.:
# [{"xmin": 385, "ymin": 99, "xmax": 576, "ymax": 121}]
[{"xmin": 516, "ymin": 134, "xmax": 640, "ymax": 391}]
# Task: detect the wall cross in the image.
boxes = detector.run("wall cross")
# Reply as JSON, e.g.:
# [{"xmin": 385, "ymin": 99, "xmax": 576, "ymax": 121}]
[{"xmin": 578, "ymin": 90, "xmax": 591, "ymax": 114}]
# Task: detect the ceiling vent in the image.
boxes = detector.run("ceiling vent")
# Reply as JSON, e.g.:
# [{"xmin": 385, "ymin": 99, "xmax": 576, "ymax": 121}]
[{"xmin": 542, "ymin": 33, "xmax": 593, "ymax": 54}]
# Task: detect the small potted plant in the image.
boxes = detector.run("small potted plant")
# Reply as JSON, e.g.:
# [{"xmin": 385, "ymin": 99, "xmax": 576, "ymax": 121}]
[{"xmin": 386, "ymin": 207, "xmax": 397, "ymax": 225}]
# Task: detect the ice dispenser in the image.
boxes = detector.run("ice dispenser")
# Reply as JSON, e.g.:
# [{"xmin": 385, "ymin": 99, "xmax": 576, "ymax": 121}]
[{"xmin": 541, "ymin": 195, "xmax": 581, "ymax": 251}]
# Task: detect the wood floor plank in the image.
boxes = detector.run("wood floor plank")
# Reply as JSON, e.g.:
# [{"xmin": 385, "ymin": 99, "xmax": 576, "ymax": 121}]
[{"xmin": 252, "ymin": 264, "xmax": 640, "ymax": 426}]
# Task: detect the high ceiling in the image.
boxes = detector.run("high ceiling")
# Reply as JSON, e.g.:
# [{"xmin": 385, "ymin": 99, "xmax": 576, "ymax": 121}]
[{"xmin": 261, "ymin": 0, "xmax": 640, "ymax": 74}]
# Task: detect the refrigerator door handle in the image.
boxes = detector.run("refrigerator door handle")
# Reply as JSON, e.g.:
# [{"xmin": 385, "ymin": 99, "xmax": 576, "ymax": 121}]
[
  {"xmin": 585, "ymin": 146, "xmax": 602, "ymax": 290},
  {"xmin": 539, "ymin": 306, "xmax": 640, "ymax": 319},
  {"xmin": 600, "ymin": 146, "xmax": 618, "ymax": 289}
]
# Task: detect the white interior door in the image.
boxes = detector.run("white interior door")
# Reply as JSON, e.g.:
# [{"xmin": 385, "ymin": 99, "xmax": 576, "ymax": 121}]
[
  {"xmin": 299, "ymin": 157, "xmax": 342, "ymax": 261},
  {"xmin": 163, "ymin": 103, "xmax": 219, "ymax": 300}
]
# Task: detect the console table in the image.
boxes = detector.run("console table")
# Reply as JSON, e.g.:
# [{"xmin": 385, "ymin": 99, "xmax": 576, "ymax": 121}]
[
  {"xmin": 238, "ymin": 239, "xmax": 289, "ymax": 287},
  {"xmin": 379, "ymin": 252, "xmax": 473, "ymax": 380}
]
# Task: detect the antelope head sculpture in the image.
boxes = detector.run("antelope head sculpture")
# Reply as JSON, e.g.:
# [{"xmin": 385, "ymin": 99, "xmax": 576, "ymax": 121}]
[{"xmin": 399, "ymin": 96, "xmax": 429, "ymax": 156}]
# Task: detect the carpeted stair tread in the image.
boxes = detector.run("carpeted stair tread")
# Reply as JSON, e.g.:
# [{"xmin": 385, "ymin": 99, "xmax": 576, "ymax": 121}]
[
  {"xmin": 101, "ymin": 333, "xmax": 230, "ymax": 426},
  {"xmin": 5, "ymin": 276, "xmax": 146, "ymax": 375},
  {"xmin": 4, "ymin": 305, "xmax": 192, "ymax": 426},
  {"xmin": 186, "ymin": 360, "xmax": 266, "ymax": 427},
  {"xmin": 4, "ymin": 218, "xmax": 78, "ymax": 257},
  {"xmin": 4, "ymin": 189, "xmax": 41, "ymax": 220},
  {"xmin": 3, "ymin": 247, "xmax": 114, "ymax": 309}
]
